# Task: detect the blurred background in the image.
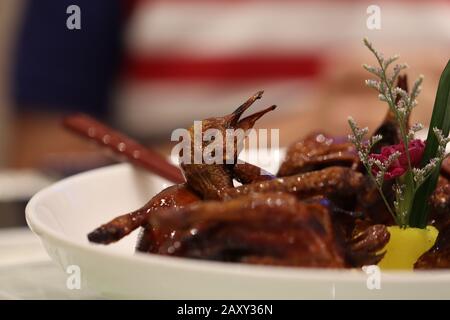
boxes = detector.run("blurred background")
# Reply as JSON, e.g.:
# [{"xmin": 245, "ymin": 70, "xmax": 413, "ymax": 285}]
[{"xmin": 1, "ymin": 0, "xmax": 450, "ymax": 228}]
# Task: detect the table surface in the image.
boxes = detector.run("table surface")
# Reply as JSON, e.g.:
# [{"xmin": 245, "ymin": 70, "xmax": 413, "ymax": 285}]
[{"xmin": 0, "ymin": 227, "xmax": 100, "ymax": 299}]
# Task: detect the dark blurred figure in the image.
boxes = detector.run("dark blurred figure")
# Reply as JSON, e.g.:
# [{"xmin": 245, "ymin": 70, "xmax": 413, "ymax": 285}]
[
  {"xmin": 13, "ymin": 0, "xmax": 125, "ymax": 117},
  {"xmin": 8, "ymin": 0, "xmax": 132, "ymax": 171}
]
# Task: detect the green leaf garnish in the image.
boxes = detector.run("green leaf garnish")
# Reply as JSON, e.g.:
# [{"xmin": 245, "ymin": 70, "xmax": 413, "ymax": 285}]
[{"xmin": 410, "ymin": 60, "xmax": 450, "ymax": 228}]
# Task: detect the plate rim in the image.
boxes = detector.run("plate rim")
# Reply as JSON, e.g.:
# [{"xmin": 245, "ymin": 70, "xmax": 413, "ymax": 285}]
[{"xmin": 25, "ymin": 163, "xmax": 450, "ymax": 283}]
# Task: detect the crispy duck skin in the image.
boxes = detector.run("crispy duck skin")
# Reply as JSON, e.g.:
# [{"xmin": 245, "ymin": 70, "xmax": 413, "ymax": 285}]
[
  {"xmin": 87, "ymin": 184, "xmax": 200, "ymax": 244},
  {"xmin": 147, "ymin": 193, "xmax": 347, "ymax": 267},
  {"xmin": 277, "ymin": 132, "xmax": 359, "ymax": 177},
  {"xmin": 219, "ymin": 166, "xmax": 364, "ymax": 201}
]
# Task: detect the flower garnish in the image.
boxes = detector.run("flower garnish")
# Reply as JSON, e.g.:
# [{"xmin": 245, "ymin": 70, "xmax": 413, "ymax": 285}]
[
  {"xmin": 369, "ymin": 139, "xmax": 425, "ymax": 180},
  {"xmin": 348, "ymin": 38, "xmax": 450, "ymax": 228}
]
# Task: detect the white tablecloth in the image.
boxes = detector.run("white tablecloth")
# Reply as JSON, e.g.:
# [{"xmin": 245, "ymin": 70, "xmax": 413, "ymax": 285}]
[{"xmin": 0, "ymin": 227, "xmax": 100, "ymax": 299}]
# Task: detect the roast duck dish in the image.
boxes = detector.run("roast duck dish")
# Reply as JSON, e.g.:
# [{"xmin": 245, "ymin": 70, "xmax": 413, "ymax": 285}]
[{"xmin": 63, "ymin": 41, "xmax": 450, "ymax": 270}]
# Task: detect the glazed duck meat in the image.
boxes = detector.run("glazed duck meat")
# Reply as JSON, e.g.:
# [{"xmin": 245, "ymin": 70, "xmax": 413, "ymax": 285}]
[
  {"xmin": 146, "ymin": 193, "xmax": 388, "ymax": 268},
  {"xmin": 145, "ymin": 193, "xmax": 346, "ymax": 267},
  {"xmin": 73, "ymin": 87, "xmax": 449, "ymax": 269},
  {"xmin": 220, "ymin": 166, "xmax": 363, "ymax": 201},
  {"xmin": 277, "ymin": 132, "xmax": 359, "ymax": 177},
  {"xmin": 415, "ymin": 223, "xmax": 450, "ymax": 269},
  {"xmin": 416, "ymin": 166, "xmax": 450, "ymax": 269}
]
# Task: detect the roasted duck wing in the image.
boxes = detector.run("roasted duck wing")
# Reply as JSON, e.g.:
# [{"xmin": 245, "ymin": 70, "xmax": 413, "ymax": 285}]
[
  {"xmin": 220, "ymin": 166, "xmax": 363, "ymax": 201},
  {"xmin": 88, "ymin": 184, "xmax": 200, "ymax": 244}
]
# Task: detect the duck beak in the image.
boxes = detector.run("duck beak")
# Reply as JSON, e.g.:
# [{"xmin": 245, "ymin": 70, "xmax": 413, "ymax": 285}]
[
  {"xmin": 228, "ymin": 91, "xmax": 264, "ymax": 127},
  {"xmin": 237, "ymin": 105, "xmax": 277, "ymax": 131}
]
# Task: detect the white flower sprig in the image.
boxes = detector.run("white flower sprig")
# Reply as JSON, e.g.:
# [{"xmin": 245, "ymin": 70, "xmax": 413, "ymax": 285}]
[
  {"xmin": 348, "ymin": 116, "xmax": 399, "ymax": 223},
  {"xmin": 347, "ymin": 38, "xmax": 450, "ymax": 227},
  {"xmin": 362, "ymin": 37, "xmax": 424, "ymax": 158},
  {"xmin": 433, "ymin": 127, "xmax": 450, "ymax": 158}
]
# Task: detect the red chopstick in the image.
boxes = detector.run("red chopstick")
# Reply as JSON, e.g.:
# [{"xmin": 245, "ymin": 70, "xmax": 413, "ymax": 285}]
[{"xmin": 63, "ymin": 114, "xmax": 185, "ymax": 184}]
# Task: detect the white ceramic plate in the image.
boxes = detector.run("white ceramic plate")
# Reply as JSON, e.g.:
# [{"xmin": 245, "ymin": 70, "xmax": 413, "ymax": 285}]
[{"xmin": 26, "ymin": 163, "xmax": 450, "ymax": 299}]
